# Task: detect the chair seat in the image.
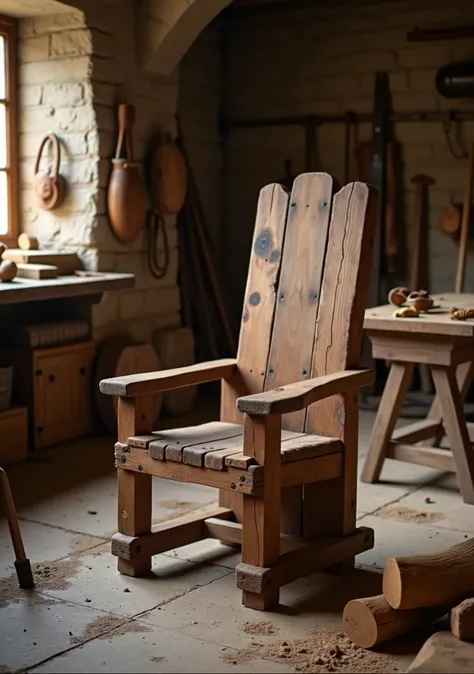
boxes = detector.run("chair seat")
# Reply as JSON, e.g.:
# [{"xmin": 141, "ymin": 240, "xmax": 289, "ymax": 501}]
[{"xmin": 126, "ymin": 421, "xmax": 343, "ymax": 471}]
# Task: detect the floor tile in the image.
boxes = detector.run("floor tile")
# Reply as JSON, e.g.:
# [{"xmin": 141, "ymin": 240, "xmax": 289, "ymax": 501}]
[
  {"xmin": 0, "ymin": 593, "xmax": 122, "ymax": 672},
  {"xmin": 30, "ymin": 618, "xmax": 294, "ymax": 673},
  {"xmin": 381, "ymin": 480, "xmax": 474, "ymax": 534},
  {"xmin": 0, "ymin": 519, "xmax": 103, "ymax": 577},
  {"xmin": 164, "ymin": 538, "xmax": 241, "ymax": 569},
  {"xmin": 40, "ymin": 542, "xmax": 231, "ymax": 616},
  {"xmin": 356, "ymin": 514, "xmax": 470, "ymax": 569}
]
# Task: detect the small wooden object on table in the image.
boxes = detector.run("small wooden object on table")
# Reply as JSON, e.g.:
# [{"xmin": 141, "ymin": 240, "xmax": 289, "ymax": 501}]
[
  {"xmin": 361, "ymin": 293, "xmax": 474, "ymax": 504},
  {"xmin": 99, "ymin": 173, "xmax": 378, "ymax": 610}
]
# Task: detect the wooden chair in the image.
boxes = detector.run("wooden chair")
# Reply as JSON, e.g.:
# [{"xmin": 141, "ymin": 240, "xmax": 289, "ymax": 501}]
[{"xmin": 100, "ymin": 173, "xmax": 378, "ymax": 611}]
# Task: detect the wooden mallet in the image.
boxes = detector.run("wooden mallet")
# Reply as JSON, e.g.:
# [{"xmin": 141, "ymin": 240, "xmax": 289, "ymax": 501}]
[{"xmin": 0, "ymin": 468, "xmax": 34, "ymax": 589}]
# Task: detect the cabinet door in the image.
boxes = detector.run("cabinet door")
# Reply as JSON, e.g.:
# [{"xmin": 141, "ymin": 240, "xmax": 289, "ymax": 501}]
[{"xmin": 34, "ymin": 343, "xmax": 94, "ymax": 448}]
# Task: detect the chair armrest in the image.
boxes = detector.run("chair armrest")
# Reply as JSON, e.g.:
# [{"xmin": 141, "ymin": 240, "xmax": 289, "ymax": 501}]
[
  {"xmin": 237, "ymin": 369, "xmax": 374, "ymax": 416},
  {"xmin": 99, "ymin": 358, "xmax": 237, "ymax": 397}
]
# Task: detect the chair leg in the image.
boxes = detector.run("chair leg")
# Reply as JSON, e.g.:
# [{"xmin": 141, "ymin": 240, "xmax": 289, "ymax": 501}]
[
  {"xmin": 241, "ymin": 415, "xmax": 281, "ymax": 610},
  {"xmin": 116, "ymin": 395, "xmax": 154, "ymax": 577},
  {"xmin": 117, "ymin": 469, "xmax": 152, "ymax": 576}
]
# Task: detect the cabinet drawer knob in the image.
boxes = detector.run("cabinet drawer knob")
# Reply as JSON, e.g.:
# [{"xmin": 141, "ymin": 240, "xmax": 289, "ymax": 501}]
[
  {"xmin": 36, "ymin": 427, "xmax": 43, "ymax": 434},
  {"xmin": 35, "ymin": 369, "xmax": 43, "ymax": 376},
  {"xmin": 48, "ymin": 374, "xmax": 55, "ymax": 383},
  {"xmin": 79, "ymin": 367, "xmax": 87, "ymax": 376}
]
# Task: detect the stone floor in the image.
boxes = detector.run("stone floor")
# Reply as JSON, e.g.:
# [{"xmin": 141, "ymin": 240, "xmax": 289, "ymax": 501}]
[{"xmin": 0, "ymin": 406, "xmax": 470, "ymax": 673}]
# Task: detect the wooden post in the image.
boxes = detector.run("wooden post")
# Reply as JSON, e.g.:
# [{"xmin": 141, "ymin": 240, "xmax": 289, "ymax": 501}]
[
  {"xmin": 361, "ymin": 362, "xmax": 415, "ymax": 483},
  {"xmin": 241, "ymin": 413, "xmax": 281, "ymax": 610},
  {"xmin": 117, "ymin": 395, "xmax": 154, "ymax": 577}
]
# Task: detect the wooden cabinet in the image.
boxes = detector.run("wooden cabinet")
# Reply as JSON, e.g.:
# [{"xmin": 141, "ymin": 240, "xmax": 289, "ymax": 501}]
[
  {"xmin": 8, "ymin": 341, "xmax": 95, "ymax": 449},
  {"xmin": 0, "ymin": 407, "xmax": 28, "ymax": 464}
]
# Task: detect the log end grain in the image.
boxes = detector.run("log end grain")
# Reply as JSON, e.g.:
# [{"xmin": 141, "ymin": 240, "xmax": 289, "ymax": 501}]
[
  {"xmin": 383, "ymin": 557, "xmax": 403, "ymax": 609},
  {"xmin": 343, "ymin": 598, "xmax": 379, "ymax": 648}
]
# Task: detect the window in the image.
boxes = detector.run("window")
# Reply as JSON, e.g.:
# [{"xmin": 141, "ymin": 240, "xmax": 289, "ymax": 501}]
[{"xmin": 0, "ymin": 16, "xmax": 17, "ymax": 245}]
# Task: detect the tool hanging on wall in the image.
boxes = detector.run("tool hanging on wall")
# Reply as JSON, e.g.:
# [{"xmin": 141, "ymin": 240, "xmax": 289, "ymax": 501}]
[
  {"xmin": 176, "ymin": 117, "xmax": 236, "ymax": 358},
  {"xmin": 146, "ymin": 135, "xmax": 187, "ymax": 280},
  {"xmin": 34, "ymin": 134, "xmax": 66, "ymax": 211},
  {"xmin": 455, "ymin": 143, "xmax": 474, "ymax": 293},
  {"xmin": 107, "ymin": 104, "xmax": 147, "ymax": 245},
  {"xmin": 410, "ymin": 174, "xmax": 436, "ymax": 395}
]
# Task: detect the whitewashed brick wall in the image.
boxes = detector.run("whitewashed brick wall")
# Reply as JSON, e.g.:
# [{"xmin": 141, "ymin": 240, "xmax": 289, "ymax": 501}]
[
  {"xmin": 222, "ymin": 0, "xmax": 474, "ymax": 312},
  {"xmin": 18, "ymin": 1, "xmax": 181, "ymax": 342}
]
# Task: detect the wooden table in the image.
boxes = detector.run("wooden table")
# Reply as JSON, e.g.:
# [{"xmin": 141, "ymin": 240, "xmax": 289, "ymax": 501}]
[{"xmin": 361, "ymin": 293, "xmax": 474, "ymax": 504}]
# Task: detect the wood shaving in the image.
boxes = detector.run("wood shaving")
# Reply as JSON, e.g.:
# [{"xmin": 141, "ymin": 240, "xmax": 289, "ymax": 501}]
[
  {"xmin": 375, "ymin": 505, "xmax": 444, "ymax": 525},
  {"xmin": 223, "ymin": 627, "xmax": 398, "ymax": 672},
  {"xmin": 150, "ymin": 656, "xmax": 166, "ymax": 664},
  {"xmin": 70, "ymin": 615, "xmax": 150, "ymax": 644},
  {"xmin": 0, "ymin": 558, "xmax": 81, "ymax": 608},
  {"xmin": 241, "ymin": 620, "xmax": 279, "ymax": 636},
  {"xmin": 450, "ymin": 307, "xmax": 474, "ymax": 321}
]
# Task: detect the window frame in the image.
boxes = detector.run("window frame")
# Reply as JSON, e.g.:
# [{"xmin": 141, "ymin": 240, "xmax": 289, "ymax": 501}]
[{"xmin": 0, "ymin": 15, "xmax": 18, "ymax": 247}]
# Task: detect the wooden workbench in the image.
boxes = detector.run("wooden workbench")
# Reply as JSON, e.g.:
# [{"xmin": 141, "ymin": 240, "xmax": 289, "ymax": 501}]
[{"xmin": 361, "ymin": 293, "xmax": 474, "ymax": 504}]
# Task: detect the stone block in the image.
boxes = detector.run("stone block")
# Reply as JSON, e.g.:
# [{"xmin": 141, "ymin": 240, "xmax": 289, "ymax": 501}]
[
  {"xmin": 42, "ymin": 82, "xmax": 85, "ymax": 107},
  {"xmin": 19, "ymin": 35, "xmax": 50, "ymax": 63}
]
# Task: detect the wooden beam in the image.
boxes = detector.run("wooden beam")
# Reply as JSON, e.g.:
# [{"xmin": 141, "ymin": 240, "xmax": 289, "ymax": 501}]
[
  {"xmin": 115, "ymin": 445, "xmax": 263, "ymax": 495},
  {"xmin": 237, "ymin": 369, "xmax": 373, "ymax": 415},
  {"xmin": 112, "ymin": 507, "xmax": 233, "ymax": 561},
  {"xmin": 387, "ymin": 443, "xmax": 456, "ymax": 472},
  {"xmin": 236, "ymin": 526, "xmax": 374, "ymax": 594},
  {"xmin": 100, "ymin": 359, "xmax": 237, "ymax": 397}
]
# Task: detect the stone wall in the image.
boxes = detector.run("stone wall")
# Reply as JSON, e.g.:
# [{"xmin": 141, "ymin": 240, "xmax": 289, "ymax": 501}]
[
  {"xmin": 221, "ymin": 0, "xmax": 474, "ymax": 315},
  {"xmin": 18, "ymin": 0, "xmax": 181, "ymax": 343}
]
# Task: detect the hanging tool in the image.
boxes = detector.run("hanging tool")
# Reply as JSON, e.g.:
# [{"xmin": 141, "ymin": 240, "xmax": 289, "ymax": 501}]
[
  {"xmin": 344, "ymin": 112, "xmax": 355, "ymax": 184},
  {"xmin": 456, "ymin": 143, "xmax": 474, "ymax": 293},
  {"xmin": 410, "ymin": 174, "xmax": 436, "ymax": 394},
  {"xmin": 146, "ymin": 135, "xmax": 187, "ymax": 280},
  {"xmin": 410, "ymin": 174, "xmax": 435, "ymax": 291},
  {"xmin": 108, "ymin": 104, "xmax": 147, "ymax": 244},
  {"xmin": 368, "ymin": 72, "xmax": 391, "ymax": 308},
  {"xmin": 0, "ymin": 468, "xmax": 34, "ymax": 589},
  {"xmin": 176, "ymin": 117, "xmax": 236, "ymax": 357}
]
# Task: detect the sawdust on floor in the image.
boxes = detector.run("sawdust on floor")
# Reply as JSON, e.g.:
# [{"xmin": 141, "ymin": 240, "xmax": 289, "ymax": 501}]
[
  {"xmin": 0, "ymin": 557, "xmax": 81, "ymax": 608},
  {"xmin": 150, "ymin": 656, "xmax": 166, "ymax": 664},
  {"xmin": 153, "ymin": 500, "xmax": 204, "ymax": 524},
  {"xmin": 375, "ymin": 505, "xmax": 444, "ymax": 525},
  {"xmin": 70, "ymin": 615, "xmax": 150, "ymax": 644},
  {"xmin": 224, "ymin": 627, "xmax": 398, "ymax": 673},
  {"xmin": 242, "ymin": 620, "xmax": 279, "ymax": 636}
]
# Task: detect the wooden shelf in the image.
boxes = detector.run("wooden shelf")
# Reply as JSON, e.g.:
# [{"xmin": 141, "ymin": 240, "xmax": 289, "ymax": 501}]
[{"xmin": 0, "ymin": 272, "xmax": 134, "ymax": 306}]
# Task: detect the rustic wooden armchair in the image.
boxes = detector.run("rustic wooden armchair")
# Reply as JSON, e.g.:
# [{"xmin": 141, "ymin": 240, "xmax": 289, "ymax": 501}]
[{"xmin": 100, "ymin": 173, "xmax": 378, "ymax": 611}]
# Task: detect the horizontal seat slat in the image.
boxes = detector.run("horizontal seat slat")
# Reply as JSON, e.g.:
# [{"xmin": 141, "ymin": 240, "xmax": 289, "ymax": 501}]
[{"xmin": 125, "ymin": 423, "xmax": 343, "ymax": 472}]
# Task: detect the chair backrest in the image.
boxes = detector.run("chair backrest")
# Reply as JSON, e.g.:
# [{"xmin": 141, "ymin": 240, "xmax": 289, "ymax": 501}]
[{"xmin": 221, "ymin": 172, "xmax": 378, "ymax": 438}]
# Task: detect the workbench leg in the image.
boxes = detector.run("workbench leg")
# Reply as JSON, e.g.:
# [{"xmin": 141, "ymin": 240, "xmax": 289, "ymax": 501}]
[
  {"xmin": 421, "ymin": 361, "xmax": 474, "ymax": 448},
  {"xmin": 431, "ymin": 366, "xmax": 474, "ymax": 505},
  {"xmin": 361, "ymin": 362, "xmax": 414, "ymax": 483}
]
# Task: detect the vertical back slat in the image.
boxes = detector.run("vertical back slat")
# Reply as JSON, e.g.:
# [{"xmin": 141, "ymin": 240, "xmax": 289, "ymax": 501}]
[
  {"xmin": 219, "ymin": 182, "xmax": 289, "ymax": 521},
  {"xmin": 220, "ymin": 183, "xmax": 289, "ymax": 424},
  {"xmin": 265, "ymin": 173, "xmax": 333, "ymax": 432},
  {"xmin": 303, "ymin": 181, "xmax": 378, "ymax": 539}
]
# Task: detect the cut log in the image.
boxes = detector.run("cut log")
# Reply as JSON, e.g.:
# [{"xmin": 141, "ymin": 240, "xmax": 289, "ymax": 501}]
[
  {"xmin": 343, "ymin": 594, "xmax": 446, "ymax": 648},
  {"xmin": 451, "ymin": 598, "xmax": 474, "ymax": 642},
  {"xmin": 407, "ymin": 631, "xmax": 474, "ymax": 673},
  {"xmin": 383, "ymin": 538, "xmax": 474, "ymax": 610}
]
